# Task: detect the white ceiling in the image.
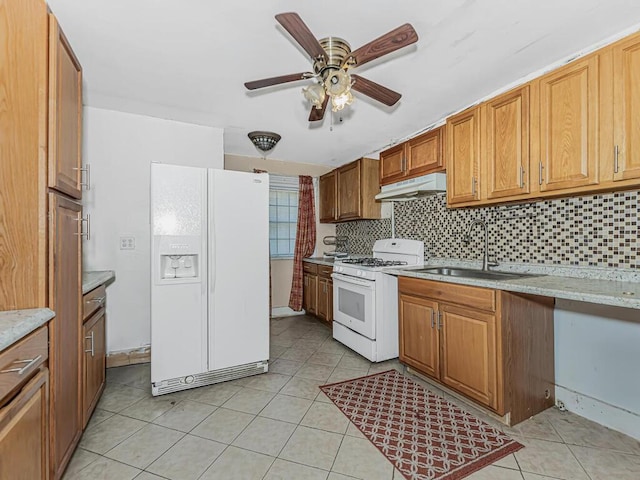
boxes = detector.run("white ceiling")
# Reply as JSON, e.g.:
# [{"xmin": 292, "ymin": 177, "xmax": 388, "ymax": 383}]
[{"xmin": 49, "ymin": 0, "xmax": 640, "ymax": 167}]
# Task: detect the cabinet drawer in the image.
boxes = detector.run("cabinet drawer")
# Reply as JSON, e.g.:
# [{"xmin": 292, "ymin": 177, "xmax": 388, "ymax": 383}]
[
  {"xmin": 398, "ymin": 277, "xmax": 496, "ymax": 312},
  {"xmin": 318, "ymin": 265, "xmax": 333, "ymax": 277},
  {"xmin": 0, "ymin": 326, "xmax": 48, "ymax": 401},
  {"xmin": 303, "ymin": 262, "xmax": 318, "ymax": 274},
  {"xmin": 83, "ymin": 284, "xmax": 106, "ymax": 321}
]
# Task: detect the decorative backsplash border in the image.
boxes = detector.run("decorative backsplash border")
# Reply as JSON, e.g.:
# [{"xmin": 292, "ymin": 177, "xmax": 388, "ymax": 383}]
[{"xmin": 336, "ymin": 190, "xmax": 639, "ymax": 270}]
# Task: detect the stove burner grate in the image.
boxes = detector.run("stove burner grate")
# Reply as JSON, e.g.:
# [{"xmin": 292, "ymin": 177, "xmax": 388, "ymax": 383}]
[{"xmin": 340, "ymin": 258, "xmax": 408, "ymax": 267}]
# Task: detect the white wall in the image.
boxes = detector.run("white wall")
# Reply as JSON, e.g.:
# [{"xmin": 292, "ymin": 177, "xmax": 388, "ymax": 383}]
[
  {"xmin": 82, "ymin": 106, "xmax": 223, "ymax": 353},
  {"xmin": 555, "ymin": 300, "xmax": 640, "ymax": 439}
]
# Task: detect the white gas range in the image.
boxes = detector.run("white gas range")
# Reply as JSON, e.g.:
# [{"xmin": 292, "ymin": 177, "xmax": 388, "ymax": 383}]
[{"xmin": 332, "ymin": 238, "xmax": 424, "ymax": 362}]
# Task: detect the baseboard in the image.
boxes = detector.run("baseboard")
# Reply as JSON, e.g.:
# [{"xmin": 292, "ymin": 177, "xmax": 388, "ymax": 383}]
[
  {"xmin": 555, "ymin": 385, "xmax": 640, "ymax": 440},
  {"xmin": 106, "ymin": 346, "xmax": 151, "ymax": 368},
  {"xmin": 271, "ymin": 306, "xmax": 306, "ymax": 317}
]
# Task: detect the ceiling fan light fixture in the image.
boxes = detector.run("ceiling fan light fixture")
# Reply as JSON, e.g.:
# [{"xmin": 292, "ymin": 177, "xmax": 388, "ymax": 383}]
[
  {"xmin": 324, "ymin": 69, "xmax": 351, "ymax": 97},
  {"xmin": 302, "ymin": 83, "xmax": 326, "ymax": 109},
  {"xmin": 331, "ymin": 90, "xmax": 354, "ymax": 112},
  {"xmin": 248, "ymin": 131, "xmax": 281, "ymax": 156}
]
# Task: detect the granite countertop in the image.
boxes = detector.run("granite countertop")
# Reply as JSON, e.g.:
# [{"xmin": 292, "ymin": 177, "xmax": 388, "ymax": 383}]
[
  {"xmin": 388, "ymin": 259, "xmax": 640, "ymax": 310},
  {"xmin": 83, "ymin": 270, "xmax": 115, "ymax": 294},
  {"xmin": 304, "ymin": 257, "xmax": 337, "ymax": 267},
  {"xmin": 0, "ymin": 308, "xmax": 55, "ymax": 351}
]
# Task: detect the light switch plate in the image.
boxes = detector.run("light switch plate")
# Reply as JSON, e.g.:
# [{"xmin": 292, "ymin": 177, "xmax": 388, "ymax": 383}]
[{"xmin": 120, "ymin": 235, "xmax": 135, "ymax": 250}]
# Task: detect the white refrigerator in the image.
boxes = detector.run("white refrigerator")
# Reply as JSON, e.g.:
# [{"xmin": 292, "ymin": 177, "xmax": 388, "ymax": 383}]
[{"xmin": 150, "ymin": 163, "xmax": 270, "ymax": 396}]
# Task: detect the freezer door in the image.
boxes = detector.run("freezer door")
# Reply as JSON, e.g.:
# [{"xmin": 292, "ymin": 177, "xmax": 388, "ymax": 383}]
[
  {"xmin": 208, "ymin": 170, "xmax": 270, "ymax": 370},
  {"xmin": 151, "ymin": 163, "xmax": 208, "ymax": 383}
]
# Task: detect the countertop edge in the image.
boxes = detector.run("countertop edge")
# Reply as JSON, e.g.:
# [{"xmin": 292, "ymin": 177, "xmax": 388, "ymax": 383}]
[
  {"xmin": 0, "ymin": 308, "xmax": 55, "ymax": 352},
  {"xmin": 83, "ymin": 270, "xmax": 116, "ymax": 294},
  {"xmin": 303, "ymin": 257, "xmax": 336, "ymax": 267},
  {"xmin": 388, "ymin": 269, "xmax": 640, "ymax": 310}
]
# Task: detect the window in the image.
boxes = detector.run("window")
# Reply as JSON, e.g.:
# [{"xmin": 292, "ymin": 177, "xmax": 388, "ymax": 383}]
[{"xmin": 269, "ymin": 175, "xmax": 298, "ymax": 259}]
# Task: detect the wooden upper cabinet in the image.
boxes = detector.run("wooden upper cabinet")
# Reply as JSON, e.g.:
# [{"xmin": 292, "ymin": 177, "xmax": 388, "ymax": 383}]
[
  {"xmin": 379, "ymin": 143, "xmax": 406, "ymax": 185},
  {"xmin": 407, "ymin": 127, "xmax": 445, "ymax": 176},
  {"xmin": 336, "ymin": 158, "xmax": 381, "ymax": 221},
  {"xmin": 446, "ymin": 108, "xmax": 480, "ymax": 205},
  {"xmin": 613, "ymin": 33, "xmax": 640, "ymax": 182},
  {"xmin": 379, "ymin": 127, "xmax": 445, "ymax": 186},
  {"xmin": 483, "ymin": 86, "xmax": 530, "ymax": 200},
  {"xmin": 48, "ymin": 15, "xmax": 83, "ymax": 200},
  {"xmin": 0, "ymin": 0, "xmax": 48, "ymax": 310},
  {"xmin": 537, "ymin": 55, "xmax": 599, "ymax": 192},
  {"xmin": 337, "ymin": 161, "xmax": 361, "ymax": 220},
  {"xmin": 319, "ymin": 171, "xmax": 337, "ymax": 223}
]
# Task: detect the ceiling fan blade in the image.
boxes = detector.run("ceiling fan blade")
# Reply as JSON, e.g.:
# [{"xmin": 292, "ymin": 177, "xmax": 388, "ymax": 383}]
[
  {"xmin": 351, "ymin": 75, "xmax": 402, "ymax": 106},
  {"xmin": 309, "ymin": 95, "xmax": 329, "ymax": 122},
  {"xmin": 275, "ymin": 12, "xmax": 326, "ymax": 60},
  {"xmin": 244, "ymin": 72, "xmax": 312, "ymax": 90},
  {"xmin": 348, "ymin": 23, "xmax": 418, "ymax": 67}
]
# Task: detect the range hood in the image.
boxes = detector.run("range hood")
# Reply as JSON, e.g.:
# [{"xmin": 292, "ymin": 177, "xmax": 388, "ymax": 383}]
[{"xmin": 375, "ymin": 173, "xmax": 446, "ymax": 201}]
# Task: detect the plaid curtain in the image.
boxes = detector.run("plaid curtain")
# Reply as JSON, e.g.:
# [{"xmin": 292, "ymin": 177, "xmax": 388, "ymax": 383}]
[{"xmin": 289, "ymin": 176, "xmax": 316, "ymax": 311}]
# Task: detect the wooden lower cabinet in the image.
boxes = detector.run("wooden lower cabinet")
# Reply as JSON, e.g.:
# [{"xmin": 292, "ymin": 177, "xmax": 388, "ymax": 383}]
[
  {"xmin": 398, "ymin": 276, "xmax": 555, "ymax": 425},
  {"xmin": 399, "ymin": 295, "xmax": 439, "ymax": 378},
  {"xmin": 83, "ymin": 308, "xmax": 106, "ymax": 428},
  {"xmin": 303, "ymin": 261, "xmax": 333, "ymax": 326},
  {"xmin": 0, "ymin": 369, "xmax": 49, "ymax": 480},
  {"xmin": 440, "ymin": 303, "xmax": 497, "ymax": 409},
  {"xmin": 316, "ymin": 276, "xmax": 333, "ymax": 325},
  {"xmin": 303, "ymin": 273, "xmax": 317, "ymax": 316},
  {"xmin": 0, "ymin": 326, "xmax": 50, "ymax": 480},
  {"xmin": 49, "ymin": 193, "xmax": 83, "ymax": 480}
]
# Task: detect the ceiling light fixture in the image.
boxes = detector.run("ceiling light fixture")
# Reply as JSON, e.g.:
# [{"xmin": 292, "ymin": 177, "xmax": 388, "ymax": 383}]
[
  {"xmin": 302, "ymin": 37, "xmax": 355, "ymax": 114},
  {"xmin": 248, "ymin": 131, "xmax": 281, "ymax": 158}
]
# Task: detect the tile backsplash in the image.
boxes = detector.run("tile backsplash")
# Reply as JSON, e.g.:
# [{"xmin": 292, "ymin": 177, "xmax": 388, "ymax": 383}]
[{"xmin": 336, "ymin": 190, "xmax": 639, "ymax": 270}]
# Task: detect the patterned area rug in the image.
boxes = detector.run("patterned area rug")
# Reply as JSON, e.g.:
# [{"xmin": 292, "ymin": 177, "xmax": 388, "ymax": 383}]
[{"xmin": 320, "ymin": 369, "xmax": 523, "ymax": 480}]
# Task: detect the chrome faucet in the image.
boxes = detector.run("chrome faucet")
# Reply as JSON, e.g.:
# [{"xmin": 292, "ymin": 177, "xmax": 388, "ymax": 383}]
[{"xmin": 463, "ymin": 219, "xmax": 498, "ymax": 271}]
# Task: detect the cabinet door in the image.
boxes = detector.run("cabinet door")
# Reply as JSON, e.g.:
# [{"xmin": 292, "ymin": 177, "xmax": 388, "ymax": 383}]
[
  {"xmin": 319, "ymin": 171, "xmax": 337, "ymax": 223},
  {"xmin": 0, "ymin": 369, "xmax": 49, "ymax": 480},
  {"xmin": 399, "ymin": 294, "xmax": 439, "ymax": 379},
  {"xmin": 538, "ymin": 56, "xmax": 599, "ymax": 192},
  {"xmin": 83, "ymin": 309, "xmax": 106, "ymax": 428},
  {"xmin": 407, "ymin": 127, "xmax": 444, "ymax": 177},
  {"xmin": 379, "ymin": 143, "xmax": 406, "ymax": 185},
  {"xmin": 0, "ymin": 0, "xmax": 48, "ymax": 311},
  {"xmin": 303, "ymin": 273, "xmax": 317, "ymax": 315},
  {"xmin": 316, "ymin": 277, "xmax": 329, "ymax": 322},
  {"xmin": 447, "ymin": 108, "xmax": 480, "ymax": 205},
  {"xmin": 484, "ymin": 86, "xmax": 530, "ymax": 199},
  {"xmin": 48, "ymin": 193, "xmax": 82, "ymax": 479},
  {"xmin": 337, "ymin": 161, "xmax": 361, "ymax": 220},
  {"xmin": 613, "ymin": 34, "xmax": 640, "ymax": 181},
  {"xmin": 48, "ymin": 15, "xmax": 83, "ymax": 200},
  {"xmin": 440, "ymin": 303, "xmax": 497, "ymax": 410}
]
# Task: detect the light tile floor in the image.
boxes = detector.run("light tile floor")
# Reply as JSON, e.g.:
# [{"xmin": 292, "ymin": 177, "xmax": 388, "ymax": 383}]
[{"xmin": 64, "ymin": 315, "xmax": 640, "ymax": 480}]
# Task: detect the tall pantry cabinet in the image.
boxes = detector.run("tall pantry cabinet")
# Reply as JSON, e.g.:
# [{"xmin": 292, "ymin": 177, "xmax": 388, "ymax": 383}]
[{"xmin": 0, "ymin": 1, "xmax": 85, "ymax": 479}]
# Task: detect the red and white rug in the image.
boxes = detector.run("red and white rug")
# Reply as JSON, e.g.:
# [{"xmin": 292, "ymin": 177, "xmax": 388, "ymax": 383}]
[{"xmin": 320, "ymin": 369, "xmax": 523, "ymax": 480}]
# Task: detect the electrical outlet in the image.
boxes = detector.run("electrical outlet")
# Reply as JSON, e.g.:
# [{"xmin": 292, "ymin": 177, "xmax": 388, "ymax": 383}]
[{"xmin": 120, "ymin": 236, "xmax": 135, "ymax": 250}]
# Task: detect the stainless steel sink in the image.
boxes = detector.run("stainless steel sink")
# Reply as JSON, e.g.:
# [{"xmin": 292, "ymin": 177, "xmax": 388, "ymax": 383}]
[{"xmin": 409, "ymin": 267, "xmax": 541, "ymax": 281}]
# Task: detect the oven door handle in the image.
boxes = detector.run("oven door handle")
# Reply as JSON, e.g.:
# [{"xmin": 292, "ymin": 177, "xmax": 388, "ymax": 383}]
[{"xmin": 331, "ymin": 273, "xmax": 376, "ymax": 289}]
